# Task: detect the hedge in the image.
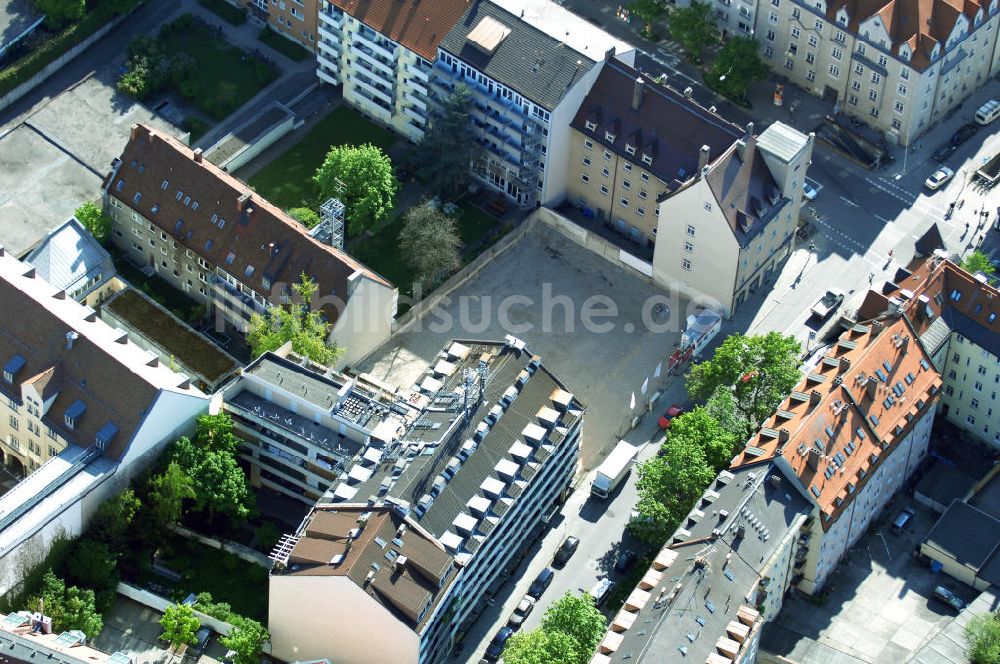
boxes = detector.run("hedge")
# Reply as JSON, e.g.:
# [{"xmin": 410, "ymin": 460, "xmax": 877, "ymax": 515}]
[{"xmin": 0, "ymin": 4, "xmax": 119, "ymax": 98}]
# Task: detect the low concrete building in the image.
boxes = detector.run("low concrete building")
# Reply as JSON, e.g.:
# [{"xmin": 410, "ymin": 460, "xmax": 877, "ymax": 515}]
[
  {"xmin": 268, "ymin": 337, "xmax": 585, "ymax": 663},
  {"xmin": 0, "ymin": 246, "xmax": 210, "ymax": 596},
  {"xmin": 25, "ymin": 217, "xmax": 123, "ymax": 308},
  {"xmin": 732, "ymin": 315, "xmax": 942, "ymax": 594},
  {"xmin": 104, "ymin": 124, "xmax": 397, "ymax": 368}
]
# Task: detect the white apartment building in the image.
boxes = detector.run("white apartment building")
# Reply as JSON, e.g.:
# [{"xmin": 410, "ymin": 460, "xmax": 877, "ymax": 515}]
[
  {"xmin": 756, "ymin": 0, "xmax": 1000, "ymax": 143},
  {"xmin": 0, "ymin": 246, "xmax": 209, "ymax": 596},
  {"xmin": 651, "ymin": 121, "xmax": 813, "ymax": 316},
  {"xmin": 732, "ymin": 315, "xmax": 941, "ymax": 593},
  {"xmin": 104, "ymin": 124, "xmax": 397, "ymax": 369},
  {"xmin": 269, "ymin": 338, "xmax": 585, "ymax": 664}
]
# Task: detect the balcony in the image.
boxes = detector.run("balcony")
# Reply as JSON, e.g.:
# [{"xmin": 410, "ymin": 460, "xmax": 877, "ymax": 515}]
[
  {"xmin": 407, "ymin": 61, "xmax": 431, "ymax": 82},
  {"xmin": 318, "ymin": 20, "xmax": 343, "ymax": 47},
  {"xmin": 317, "ymin": 37, "xmax": 342, "ymax": 62},
  {"xmin": 318, "ymin": 6, "xmax": 344, "ymax": 31},
  {"xmin": 351, "ymin": 73, "xmax": 393, "ymax": 106},
  {"xmin": 353, "ymin": 43, "xmax": 396, "ymax": 79},
  {"xmin": 404, "ymin": 90, "xmax": 428, "ymax": 112},
  {"xmin": 404, "ymin": 104, "xmax": 427, "ymax": 123},
  {"xmin": 229, "ymin": 391, "xmax": 355, "ymax": 459},
  {"xmin": 407, "ymin": 76, "xmax": 429, "ymax": 97},
  {"xmin": 356, "ymin": 29, "xmax": 397, "ymax": 62},
  {"xmin": 317, "ymin": 65, "xmax": 341, "ymax": 86}
]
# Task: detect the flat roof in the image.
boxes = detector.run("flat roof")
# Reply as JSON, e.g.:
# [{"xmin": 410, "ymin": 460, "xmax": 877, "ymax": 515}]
[{"xmin": 914, "ymin": 461, "xmax": 977, "ymax": 509}]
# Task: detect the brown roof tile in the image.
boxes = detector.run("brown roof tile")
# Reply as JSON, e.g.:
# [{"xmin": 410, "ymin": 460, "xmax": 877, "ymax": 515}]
[
  {"xmin": 331, "ymin": 0, "xmax": 471, "ymax": 61},
  {"xmin": 107, "ymin": 125, "xmax": 392, "ymax": 326}
]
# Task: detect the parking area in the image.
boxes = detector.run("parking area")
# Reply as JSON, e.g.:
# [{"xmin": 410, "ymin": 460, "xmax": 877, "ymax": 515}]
[
  {"xmin": 761, "ymin": 498, "xmax": 978, "ymax": 664},
  {"xmin": 357, "ymin": 224, "xmax": 692, "ymax": 469}
]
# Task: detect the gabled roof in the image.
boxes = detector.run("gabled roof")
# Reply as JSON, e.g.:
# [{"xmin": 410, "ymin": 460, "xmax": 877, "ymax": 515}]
[
  {"xmin": 25, "ymin": 217, "xmax": 114, "ymax": 298},
  {"xmin": 0, "ymin": 248, "xmax": 205, "ymax": 460},
  {"xmin": 569, "ymin": 59, "xmax": 744, "ymax": 188},
  {"xmin": 733, "ymin": 317, "xmax": 941, "ymax": 528},
  {"xmin": 106, "ymin": 125, "xmax": 392, "ymax": 326},
  {"xmin": 704, "ymin": 139, "xmax": 787, "ymax": 247},
  {"xmin": 329, "ymin": 0, "xmax": 470, "ymax": 61}
]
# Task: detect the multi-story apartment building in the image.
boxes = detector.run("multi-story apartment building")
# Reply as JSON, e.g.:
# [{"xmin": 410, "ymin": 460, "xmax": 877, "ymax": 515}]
[
  {"xmin": 241, "ymin": 0, "xmax": 319, "ymax": 53},
  {"xmin": 268, "ymin": 337, "xmax": 585, "ymax": 664},
  {"xmin": 589, "ymin": 464, "xmax": 808, "ymax": 664},
  {"xmin": 434, "ymin": 0, "xmax": 634, "ymax": 208},
  {"xmin": 314, "ymin": 0, "xmax": 469, "ymax": 142},
  {"xmin": 757, "ymin": 0, "xmax": 1000, "ymax": 144},
  {"xmin": 221, "ymin": 348, "xmax": 421, "ymax": 503},
  {"xmin": 644, "ymin": 120, "xmax": 812, "ymax": 316},
  {"xmin": 25, "ymin": 217, "xmax": 122, "ymax": 308},
  {"xmin": 864, "ymin": 245, "xmax": 1000, "ymax": 447},
  {"xmin": 567, "ymin": 59, "xmax": 746, "ymax": 246},
  {"xmin": 732, "ymin": 315, "xmax": 941, "ymax": 593},
  {"xmin": 0, "ymin": 246, "xmax": 210, "ymax": 595},
  {"xmin": 104, "ymin": 124, "xmax": 398, "ymax": 368}
]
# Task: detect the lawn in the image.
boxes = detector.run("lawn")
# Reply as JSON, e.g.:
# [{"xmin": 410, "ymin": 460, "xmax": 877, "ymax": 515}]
[
  {"xmin": 248, "ymin": 106, "xmax": 397, "ymax": 209},
  {"xmin": 454, "ymin": 200, "xmax": 497, "ymax": 251},
  {"xmin": 136, "ymin": 539, "xmax": 269, "ymax": 622},
  {"xmin": 198, "ymin": 0, "xmax": 247, "ymax": 25},
  {"xmin": 158, "ymin": 16, "xmax": 277, "ymax": 121},
  {"xmin": 184, "ymin": 116, "xmax": 212, "ymax": 144},
  {"xmin": 259, "ymin": 27, "xmax": 310, "ymax": 62}
]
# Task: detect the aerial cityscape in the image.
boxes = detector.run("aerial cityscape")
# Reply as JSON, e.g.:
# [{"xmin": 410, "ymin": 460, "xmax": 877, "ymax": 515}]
[{"xmin": 0, "ymin": 0, "xmax": 999, "ymax": 662}]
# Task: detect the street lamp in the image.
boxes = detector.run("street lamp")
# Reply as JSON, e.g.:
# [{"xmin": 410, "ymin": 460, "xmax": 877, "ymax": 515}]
[{"xmin": 893, "ymin": 122, "xmax": 911, "ymax": 181}]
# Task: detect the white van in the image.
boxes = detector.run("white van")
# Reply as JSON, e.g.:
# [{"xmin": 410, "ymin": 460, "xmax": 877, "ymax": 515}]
[{"xmin": 975, "ymin": 99, "xmax": 1000, "ymax": 125}]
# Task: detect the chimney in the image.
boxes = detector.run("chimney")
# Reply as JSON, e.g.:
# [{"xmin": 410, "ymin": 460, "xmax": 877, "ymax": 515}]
[
  {"xmin": 193, "ymin": 148, "xmax": 203, "ymax": 163},
  {"xmin": 65, "ymin": 331, "xmax": 79, "ymax": 350},
  {"xmin": 130, "ymin": 124, "xmax": 140, "ymax": 141},
  {"xmin": 809, "ymin": 390, "xmax": 821, "ymax": 405},
  {"xmin": 745, "ymin": 121, "xmax": 754, "ymax": 139},
  {"xmin": 237, "ymin": 191, "xmax": 252, "ymax": 213},
  {"xmin": 698, "ymin": 145, "xmax": 711, "ymax": 173},
  {"xmin": 807, "ymin": 448, "xmax": 822, "ymax": 470},
  {"xmin": 866, "ymin": 378, "xmax": 878, "ymax": 400},
  {"xmin": 871, "ymin": 321, "xmax": 884, "ymax": 337},
  {"xmin": 395, "ymin": 555, "xmax": 408, "ymax": 574},
  {"xmin": 778, "ymin": 428, "xmax": 790, "ymax": 443},
  {"xmin": 683, "ymin": 86, "xmax": 693, "ymax": 98},
  {"xmin": 632, "ymin": 77, "xmax": 645, "ymax": 110},
  {"xmin": 604, "ymin": 46, "xmax": 616, "ymax": 61},
  {"xmin": 839, "ymin": 358, "xmax": 852, "ymax": 374},
  {"xmin": 736, "ymin": 139, "xmax": 747, "ymax": 161}
]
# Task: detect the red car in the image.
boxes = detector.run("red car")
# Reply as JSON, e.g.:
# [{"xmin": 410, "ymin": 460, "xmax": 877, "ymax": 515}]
[{"xmin": 658, "ymin": 405, "xmax": 684, "ymax": 429}]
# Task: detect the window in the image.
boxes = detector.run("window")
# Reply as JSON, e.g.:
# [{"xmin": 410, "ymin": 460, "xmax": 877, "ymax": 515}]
[
  {"xmin": 684, "ymin": 241, "xmax": 694, "ymax": 252},
  {"xmin": 832, "ymin": 46, "xmax": 843, "ymax": 60},
  {"xmin": 619, "ymin": 197, "xmax": 629, "ymax": 208},
  {"xmin": 623, "ymin": 163, "xmax": 633, "ymax": 172},
  {"xmin": 807, "ymin": 70, "xmax": 816, "ymax": 81},
  {"xmin": 808, "ymin": 35, "xmax": 818, "ymax": 47},
  {"xmin": 583, "ymin": 156, "xmax": 591, "ymax": 166},
  {"xmin": 792, "ymin": 7, "xmax": 800, "ymax": 17},
  {"xmin": 869, "ymin": 89, "xmax": 878, "ymax": 101},
  {"xmin": 642, "ymin": 154, "xmax": 653, "ymax": 166},
  {"xmin": 848, "ymin": 94, "xmax": 858, "ymax": 105},
  {"xmin": 585, "ymin": 120, "xmax": 597, "ymax": 131},
  {"xmin": 855, "ymin": 63, "xmax": 865, "ymax": 75},
  {"xmin": 638, "ymin": 189, "xmax": 647, "ymax": 200},
  {"xmin": 640, "ymin": 172, "xmax": 650, "ymax": 182},
  {"xmin": 857, "ymin": 43, "xmax": 866, "ymax": 56},
  {"xmin": 967, "ymin": 415, "xmax": 976, "ymax": 425},
  {"xmin": 791, "ymin": 26, "xmax": 801, "ymax": 38},
  {"xmin": 898, "ymin": 83, "xmax": 907, "ymax": 95},
  {"xmin": 682, "ymin": 258, "xmax": 692, "ymax": 271},
  {"xmin": 8, "ymin": 436, "xmax": 18, "ymax": 451},
  {"xmin": 975, "ymin": 381, "xmax": 984, "ymax": 391},
  {"xmin": 901, "ymin": 68, "xmax": 910, "ymax": 80},
  {"xmin": 764, "ymin": 46, "xmax": 774, "ymax": 58},
  {"xmin": 894, "ymin": 101, "xmax": 904, "ymax": 113},
  {"xmin": 870, "ymin": 107, "xmax": 879, "ymax": 118},
  {"xmin": 871, "ymin": 72, "xmax": 881, "ymax": 84},
  {"xmin": 603, "ymin": 150, "xmax": 612, "ymax": 161},
  {"xmin": 584, "ymin": 139, "xmax": 593, "ymax": 149},
  {"xmin": 687, "ymin": 224, "xmax": 696, "ymax": 237},
  {"xmin": 637, "ymin": 207, "xmax": 645, "ymax": 216},
  {"xmin": 829, "ymin": 64, "xmax": 840, "ymax": 77},
  {"xmin": 9, "ymin": 416, "xmax": 18, "ymax": 430},
  {"xmin": 766, "ymin": 29, "xmax": 775, "ymax": 41},
  {"xmin": 806, "ymin": 52, "xmax": 815, "ymax": 64},
  {"xmin": 852, "ymin": 80, "xmax": 861, "ymax": 91},
  {"xmin": 878, "ymin": 55, "xmax": 887, "ymax": 67},
  {"xmin": 622, "ymin": 179, "xmax": 631, "ymax": 190},
  {"xmin": 600, "ymin": 185, "xmax": 609, "ymax": 195},
  {"xmin": 979, "ymin": 365, "xmax": 987, "ymax": 375},
  {"xmin": 769, "ymin": 11, "xmax": 778, "ymax": 23},
  {"xmin": 835, "ymin": 30, "xmax": 846, "ymax": 43},
  {"xmin": 580, "ymin": 173, "xmax": 590, "ymax": 183},
  {"xmin": 602, "ymin": 166, "xmax": 610, "ymax": 178},
  {"xmin": 604, "ymin": 130, "xmax": 616, "ymax": 142}
]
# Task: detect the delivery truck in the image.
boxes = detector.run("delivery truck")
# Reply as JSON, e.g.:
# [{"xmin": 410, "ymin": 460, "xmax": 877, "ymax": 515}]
[{"xmin": 591, "ymin": 441, "xmax": 639, "ymax": 498}]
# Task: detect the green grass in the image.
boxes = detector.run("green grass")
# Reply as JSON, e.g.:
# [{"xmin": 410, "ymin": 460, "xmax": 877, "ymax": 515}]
[
  {"xmin": 454, "ymin": 200, "xmax": 497, "ymax": 249},
  {"xmin": 348, "ymin": 218, "xmax": 414, "ymax": 301},
  {"xmin": 248, "ymin": 106, "xmax": 397, "ymax": 209},
  {"xmin": 158, "ymin": 18, "xmax": 277, "ymax": 121},
  {"xmin": 142, "ymin": 539, "xmax": 269, "ymax": 622},
  {"xmin": 111, "ymin": 250, "xmax": 206, "ymax": 324},
  {"xmin": 184, "ymin": 116, "xmax": 212, "ymax": 143},
  {"xmin": 198, "ymin": 0, "xmax": 247, "ymax": 25},
  {"xmin": 258, "ymin": 27, "xmax": 310, "ymax": 61}
]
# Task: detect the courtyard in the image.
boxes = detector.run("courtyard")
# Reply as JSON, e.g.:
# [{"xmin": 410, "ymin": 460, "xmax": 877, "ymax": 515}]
[{"xmin": 357, "ymin": 223, "xmax": 694, "ymax": 468}]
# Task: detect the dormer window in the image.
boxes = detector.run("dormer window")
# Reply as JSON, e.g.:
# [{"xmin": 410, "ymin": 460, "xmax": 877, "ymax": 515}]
[
  {"xmin": 585, "ymin": 120, "xmax": 597, "ymax": 131},
  {"xmin": 133, "ymin": 192, "xmax": 142, "ymax": 204},
  {"xmin": 642, "ymin": 154, "xmax": 653, "ymax": 165},
  {"xmin": 64, "ymin": 399, "xmax": 87, "ymax": 429},
  {"xmin": 605, "ymin": 130, "xmax": 616, "ymax": 142},
  {"xmin": 151, "ymin": 204, "xmax": 160, "ymax": 215},
  {"xmin": 161, "ymin": 180, "xmax": 169, "ymax": 190},
  {"xmin": 625, "ymin": 144, "xmax": 636, "ymax": 155}
]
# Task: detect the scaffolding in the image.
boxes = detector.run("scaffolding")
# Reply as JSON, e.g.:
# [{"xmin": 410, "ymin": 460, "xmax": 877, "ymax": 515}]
[{"xmin": 311, "ymin": 197, "xmax": 346, "ymax": 250}]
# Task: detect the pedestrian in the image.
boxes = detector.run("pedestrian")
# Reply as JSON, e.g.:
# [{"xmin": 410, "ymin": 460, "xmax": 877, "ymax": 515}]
[
  {"xmin": 869, "ymin": 272, "xmax": 874, "ymax": 284},
  {"xmin": 888, "ymin": 249, "xmax": 893, "ymax": 258}
]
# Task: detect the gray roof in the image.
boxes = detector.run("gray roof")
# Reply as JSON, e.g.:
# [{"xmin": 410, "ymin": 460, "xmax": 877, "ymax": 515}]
[
  {"xmin": 914, "ymin": 461, "xmax": 977, "ymax": 510},
  {"xmin": 610, "ymin": 463, "xmax": 809, "ymax": 663},
  {"xmin": 25, "ymin": 217, "xmax": 115, "ymax": 299},
  {"xmin": 924, "ymin": 500, "xmax": 1000, "ymax": 582},
  {"xmin": 969, "ymin": 469, "xmax": 1000, "ymax": 519},
  {"xmin": 439, "ymin": 0, "xmax": 596, "ymax": 111},
  {"xmin": 755, "ymin": 122, "xmax": 809, "ymax": 163},
  {"xmin": 245, "ymin": 354, "xmax": 349, "ymax": 413},
  {"xmin": 919, "ymin": 315, "xmax": 953, "ymax": 357}
]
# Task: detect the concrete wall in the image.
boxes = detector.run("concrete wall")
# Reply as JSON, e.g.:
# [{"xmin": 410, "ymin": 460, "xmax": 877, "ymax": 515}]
[
  {"xmin": 213, "ymin": 106, "xmax": 297, "ymax": 172},
  {"xmin": 169, "ymin": 524, "xmax": 270, "ymax": 567},
  {"xmin": 0, "ymin": 499, "xmax": 82, "ymax": 598},
  {"xmin": 0, "ymin": 13, "xmax": 127, "ymax": 115},
  {"xmin": 919, "ymin": 541, "xmax": 993, "ymax": 591},
  {"xmin": 333, "ymin": 274, "xmax": 398, "ymax": 370},
  {"xmin": 937, "ymin": 334, "xmax": 1000, "ymax": 448},
  {"xmin": 269, "ymin": 574, "xmax": 419, "ymax": 664},
  {"xmin": 536, "ymin": 207, "xmax": 654, "ymax": 282},
  {"xmin": 116, "ymin": 582, "xmax": 237, "ymax": 636}
]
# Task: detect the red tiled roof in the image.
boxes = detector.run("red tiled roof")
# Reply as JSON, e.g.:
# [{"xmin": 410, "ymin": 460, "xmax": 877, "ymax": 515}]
[
  {"xmin": 331, "ymin": 0, "xmax": 472, "ymax": 61},
  {"xmin": 733, "ymin": 317, "xmax": 941, "ymax": 528},
  {"xmin": 892, "ymin": 256, "xmax": 1000, "ymax": 339},
  {"xmin": 106, "ymin": 125, "xmax": 392, "ymax": 326}
]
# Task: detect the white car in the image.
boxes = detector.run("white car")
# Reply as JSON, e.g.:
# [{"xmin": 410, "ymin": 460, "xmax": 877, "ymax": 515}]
[
  {"xmin": 924, "ymin": 166, "xmax": 955, "ymax": 190},
  {"xmin": 802, "ymin": 181, "xmax": 818, "ymax": 201}
]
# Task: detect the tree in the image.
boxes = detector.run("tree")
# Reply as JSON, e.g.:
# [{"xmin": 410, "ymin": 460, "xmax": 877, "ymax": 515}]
[
  {"xmin": 667, "ymin": 407, "xmax": 738, "ymax": 472},
  {"xmin": 407, "ymin": 85, "xmax": 482, "ymax": 198},
  {"xmin": 74, "ymin": 202, "xmax": 111, "ymax": 244},
  {"xmin": 170, "ymin": 436, "xmax": 253, "ymax": 522},
  {"xmin": 246, "ymin": 273, "xmax": 342, "ymax": 366},
  {"xmin": 314, "ymin": 144, "xmax": 397, "ymax": 234},
  {"xmin": 89, "ymin": 487, "xmax": 141, "ymax": 551},
  {"xmin": 503, "ymin": 628, "xmax": 579, "ymax": 664},
  {"xmin": 962, "ymin": 250, "xmax": 996, "ymax": 276},
  {"xmin": 708, "ymin": 37, "xmax": 769, "ymax": 103},
  {"xmin": 966, "ymin": 611, "xmax": 1000, "ymax": 664},
  {"xmin": 630, "ymin": 0, "xmax": 668, "ymax": 38},
  {"xmin": 399, "ymin": 203, "xmax": 463, "ymax": 286},
  {"xmin": 34, "ymin": 0, "xmax": 84, "ymax": 29},
  {"xmin": 195, "ymin": 412, "xmax": 239, "ymax": 455},
  {"xmin": 686, "ymin": 332, "xmax": 801, "ymax": 427},
  {"xmin": 28, "ymin": 571, "xmax": 103, "ymax": 640},
  {"xmin": 64, "ymin": 539, "xmax": 117, "ymax": 591},
  {"xmin": 147, "ymin": 461, "xmax": 196, "ymax": 530},
  {"xmin": 286, "ymin": 207, "xmax": 321, "ymax": 229},
  {"xmin": 705, "ymin": 387, "xmax": 755, "ymax": 447},
  {"xmin": 221, "ymin": 617, "xmax": 269, "ymax": 664},
  {"xmin": 160, "ymin": 603, "xmax": 200, "ymax": 648},
  {"xmin": 668, "ymin": 2, "xmax": 717, "ymax": 62},
  {"xmin": 540, "ymin": 593, "xmax": 606, "ymax": 663}
]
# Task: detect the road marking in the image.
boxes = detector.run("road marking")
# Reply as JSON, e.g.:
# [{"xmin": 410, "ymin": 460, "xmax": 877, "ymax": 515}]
[
  {"xmin": 839, "ymin": 196, "xmax": 858, "ymax": 207},
  {"xmin": 874, "ymin": 215, "xmax": 891, "ymax": 224}
]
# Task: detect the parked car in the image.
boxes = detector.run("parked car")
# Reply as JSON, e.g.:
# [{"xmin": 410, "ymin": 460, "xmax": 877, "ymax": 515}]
[
  {"xmin": 932, "ymin": 586, "xmax": 966, "ymax": 612},
  {"xmin": 508, "ymin": 595, "xmax": 536, "ymax": 629},
  {"xmin": 589, "ymin": 578, "xmax": 615, "ymax": 607},
  {"xmin": 614, "ymin": 549, "xmax": 638, "ymax": 573},
  {"xmin": 553, "ymin": 536, "xmax": 580, "ymax": 566},
  {"xmin": 931, "ymin": 143, "xmax": 958, "ymax": 163},
  {"xmin": 924, "ymin": 166, "xmax": 955, "ymax": 190},
  {"xmin": 802, "ymin": 181, "xmax": 819, "ymax": 201},
  {"xmin": 527, "ymin": 567, "xmax": 554, "ymax": 599},
  {"xmin": 189, "ymin": 627, "xmax": 212, "ymax": 659},
  {"xmin": 485, "ymin": 626, "xmax": 513, "ymax": 660},
  {"xmin": 952, "ymin": 122, "xmax": 981, "ymax": 146},
  {"xmin": 810, "ymin": 288, "xmax": 846, "ymax": 319},
  {"xmin": 657, "ymin": 405, "xmax": 684, "ymax": 429},
  {"xmin": 892, "ymin": 507, "xmax": 916, "ymax": 533}
]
